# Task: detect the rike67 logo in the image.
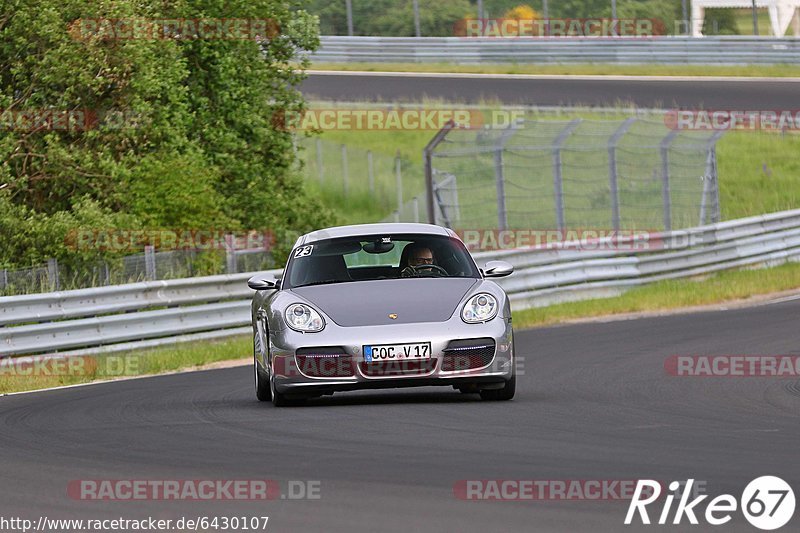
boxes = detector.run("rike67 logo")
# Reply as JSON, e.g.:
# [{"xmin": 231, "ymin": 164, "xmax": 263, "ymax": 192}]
[{"xmin": 625, "ymin": 477, "xmax": 795, "ymax": 530}]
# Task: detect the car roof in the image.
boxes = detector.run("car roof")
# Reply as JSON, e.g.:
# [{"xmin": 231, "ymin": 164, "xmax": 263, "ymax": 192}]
[{"xmin": 295, "ymin": 223, "xmax": 452, "ymax": 246}]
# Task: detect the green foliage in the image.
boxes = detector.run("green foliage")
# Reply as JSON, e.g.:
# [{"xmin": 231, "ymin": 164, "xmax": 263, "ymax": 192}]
[
  {"xmin": 702, "ymin": 8, "xmax": 741, "ymax": 35},
  {"xmin": 0, "ymin": 0, "xmax": 332, "ymax": 269}
]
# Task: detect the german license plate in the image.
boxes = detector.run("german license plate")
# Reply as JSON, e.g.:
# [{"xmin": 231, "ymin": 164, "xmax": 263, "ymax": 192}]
[{"xmin": 364, "ymin": 342, "xmax": 431, "ymax": 362}]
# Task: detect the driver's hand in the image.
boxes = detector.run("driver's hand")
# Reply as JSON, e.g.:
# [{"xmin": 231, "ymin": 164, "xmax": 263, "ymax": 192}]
[{"xmin": 400, "ymin": 266, "xmax": 417, "ymax": 278}]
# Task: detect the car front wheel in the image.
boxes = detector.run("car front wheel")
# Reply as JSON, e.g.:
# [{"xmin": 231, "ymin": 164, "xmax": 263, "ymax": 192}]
[{"xmin": 480, "ymin": 375, "xmax": 516, "ymax": 401}]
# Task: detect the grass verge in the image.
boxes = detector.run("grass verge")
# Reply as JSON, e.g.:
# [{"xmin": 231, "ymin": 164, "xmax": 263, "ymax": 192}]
[
  {"xmin": 4, "ymin": 261, "xmax": 800, "ymax": 394},
  {"xmin": 311, "ymin": 62, "xmax": 800, "ymax": 78},
  {"xmin": 513, "ymin": 260, "xmax": 800, "ymax": 328},
  {"xmin": 0, "ymin": 335, "xmax": 250, "ymax": 395}
]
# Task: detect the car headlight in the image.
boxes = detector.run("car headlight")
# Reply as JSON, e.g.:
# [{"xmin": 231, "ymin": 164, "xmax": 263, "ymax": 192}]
[
  {"xmin": 285, "ymin": 303, "xmax": 325, "ymax": 332},
  {"xmin": 461, "ymin": 293, "xmax": 498, "ymax": 323}
]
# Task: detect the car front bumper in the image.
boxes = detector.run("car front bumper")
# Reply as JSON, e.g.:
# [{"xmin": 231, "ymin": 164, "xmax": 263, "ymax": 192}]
[{"xmin": 268, "ymin": 316, "xmax": 514, "ymax": 395}]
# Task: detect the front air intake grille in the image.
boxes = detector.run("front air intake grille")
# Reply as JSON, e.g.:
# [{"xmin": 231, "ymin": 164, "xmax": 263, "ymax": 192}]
[
  {"xmin": 295, "ymin": 347, "xmax": 355, "ymax": 377},
  {"xmin": 441, "ymin": 338, "xmax": 496, "ymax": 372}
]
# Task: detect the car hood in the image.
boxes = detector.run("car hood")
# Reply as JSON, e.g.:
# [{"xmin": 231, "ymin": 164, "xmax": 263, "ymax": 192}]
[{"xmin": 290, "ymin": 278, "xmax": 480, "ymax": 327}]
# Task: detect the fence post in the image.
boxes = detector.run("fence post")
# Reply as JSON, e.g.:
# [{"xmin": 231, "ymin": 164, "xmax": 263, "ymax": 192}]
[
  {"xmin": 413, "ymin": 0, "xmax": 421, "ymax": 36},
  {"xmin": 341, "ymin": 144, "xmax": 349, "ymax": 197},
  {"xmin": 367, "ymin": 150, "xmax": 374, "ymax": 194},
  {"xmin": 144, "ymin": 245, "xmax": 156, "ymax": 281},
  {"xmin": 412, "ymin": 197, "xmax": 420, "ymax": 223},
  {"xmin": 395, "ymin": 150, "xmax": 403, "ymax": 216},
  {"xmin": 424, "ymin": 120, "xmax": 456, "ymax": 224},
  {"xmin": 493, "ymin": 122, "xmax": 521, "ymax": 232},
  {"xmin": 316, "ymin": 139, "xmax": 324, "ymax": 183},
  {"xmin": 345, "ymin": 0, "xmax": 354, "ymax": 36},
  {"xmin": 0, "ymin": 268, "xmax": 7, "ymax": 290},
  {"xmin": 660, "ymin": 130, "xmax": 679, "ymax": 232},
  {"xmin": 225, "ymin": 234, "xmax": 237, "ymax": 274},
  {"xmin": 608, "ymin": 117, "xmax": 636, "ymax": 232},
  {"xmin": 493, "ymin": 147, "xmax": 508, "ymax": 231},
  {"xmin": 698, "ymin": 134, "xmax": 725, "ymax": 226},
  {"xmin": 393, "ymin": 210, "xmax": 400, "ymax": 223},
  {"xmin": 552, "ymin": 119, "xmax": 582, "ymax": 232},
  {"xmin": 104, "ymin": 262, "xmax": 111, "ymax": 285},
  {"xmin": 47, "ymin": 258, "xmax": 60, "ymax": 291}
]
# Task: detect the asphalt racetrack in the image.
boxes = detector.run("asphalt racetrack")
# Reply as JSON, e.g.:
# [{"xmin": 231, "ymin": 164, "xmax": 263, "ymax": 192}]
[
  {"xmin": 301, "ymin": 71, "xmax": 800, "ymax": 109},
  {"xmin": 2, "ymin": 298, "xmax": 799, "ymax": 532}
]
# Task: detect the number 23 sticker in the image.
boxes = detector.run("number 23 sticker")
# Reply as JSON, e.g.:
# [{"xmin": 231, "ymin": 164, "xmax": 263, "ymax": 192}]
[{"xmin": 294, "ymin": 245, "xmax": 313, "ymax": 258}]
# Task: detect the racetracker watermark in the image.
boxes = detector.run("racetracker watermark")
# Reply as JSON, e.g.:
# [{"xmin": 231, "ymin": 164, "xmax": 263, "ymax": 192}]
[
  {"xmin": 454, "ymin": 480, "xmax": 667, "ymax": 501},
  {"xmin": 456, "ymin": 229, "xmax": 663, "ymax": 252},
  {"xmin": 274, "ymin": 109, "xmax": 526, "ymax": 131},
  {"xmin": 69, "ymin": 18, "xmax": 279, "ymax": 41},
  {"xmin": 454, "ymin": 18, "xmax": 660, "ymax": 38},
  {"xmin": 65, "ymin": 229, "xmax": 275, "ymax": 253},
  {"xmin": 665, "ymin": 355, "xmax": 800, "ymax": 377},
  {"xmin": 276, "ymin": 352, "xmax": 523, "ymax": 378},
  {"xmin": 0, "ymin": 355, "xmax": 139, "ymax": 378},
  {"xmin": 67, "ymin": 480, "xmax": 321, "ymax": 501},
  {"xmin": 0, "ymin": 108, "xmax": 142, "ymax": 132},
  {"xmin": 665, "ymin": 110, "xmax": 800, "ymax": 131}
]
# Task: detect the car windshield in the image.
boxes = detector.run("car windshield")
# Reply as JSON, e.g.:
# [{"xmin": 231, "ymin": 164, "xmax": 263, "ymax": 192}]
[{"xmin": 283, "ymin": 233, "xmax": 479, "ymax": 289}]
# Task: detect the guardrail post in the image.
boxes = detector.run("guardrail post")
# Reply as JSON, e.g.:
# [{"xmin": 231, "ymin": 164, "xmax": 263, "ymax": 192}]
[
  {"xmin": 341, "ymin": 144, "xmax": 349, "ymax": 197},
  {"xmin": 144, "ymin": 245, "xmax": 156, "ymax": 281},
  {"xmin": 608, "ymin": 118, "xmax": 636, "ymax": 232},
  {"xmin": 660, "ymin": 130, "xmax": 679, "ymax": 232},
  {"xmin": 552, "ymin": 119, "xmax": 582, "ymax": 232},
  {"xmin": 47, "ymin": 258, "xmax": 60, "ymax": 291},
  {"xmin": 395, "ymin": 150, "xmax": 403, "ymax": 215},
  {"xmin": 316, "ymin": 139, "xmax": 324, "ymax": 184},
  {"xmin": 424, "ymin": 120, "xmax": 456, "ymax": 225},
  {"xmin": 367, "ymin": 150, "xmax": 374, "ymax": 194}
]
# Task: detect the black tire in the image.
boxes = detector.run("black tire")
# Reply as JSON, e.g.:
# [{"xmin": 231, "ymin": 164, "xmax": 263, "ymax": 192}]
[
  {"xmin": 269, "ymin": 356, "xmax": 305, "ymax": 407},
  {"xmin": 269, "ymin": 365, "xmax": 289, "ymax": 407},
  {"xmin": 254, "ymin": 335, "xmax": 271, "ymax": 402},
  {"xmin": 479, "ymin": 375, "xmax": 516, "ymax": 401}
]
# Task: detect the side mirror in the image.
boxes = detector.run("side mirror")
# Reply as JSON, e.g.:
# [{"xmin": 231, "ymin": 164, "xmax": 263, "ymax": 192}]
[
  {"xmin": 483, "ymin": 260, "xmax": 514, "ymax": 278},
  {"xmin": 247, "ymin": 275, "xmax": 280, "ymax": 291}
]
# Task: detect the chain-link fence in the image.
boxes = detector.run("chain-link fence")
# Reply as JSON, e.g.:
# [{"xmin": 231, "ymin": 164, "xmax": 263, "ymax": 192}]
[
  {"xmin": 298, "ymin": 137, "xmax": 426, "ymax": 222},
  {"xmin": 425, "ymin": 117, "xmax": 724, "ymax": 232},
  {"xmin": 0, "ymin": 247, "xmax": 274, "ymax": 297},
  {"xmin": 310, "ymin": 0, "xmax": 706, "ymax": 37}
]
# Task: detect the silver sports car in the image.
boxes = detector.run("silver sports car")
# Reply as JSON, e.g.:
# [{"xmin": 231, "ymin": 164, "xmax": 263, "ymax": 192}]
[{"xmin": 248, "ymin": 223, "xmax": 516, "ymax": 406}]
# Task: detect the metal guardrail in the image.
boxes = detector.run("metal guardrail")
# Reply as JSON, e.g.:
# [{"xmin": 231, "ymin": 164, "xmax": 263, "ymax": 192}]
[
  {"xmin": 3, "ymin": 209, "xmax": 800, "ymax": 358},
  {"xmin": 311, "ymin": 36, "xmax": 800, "ymax": 64}
]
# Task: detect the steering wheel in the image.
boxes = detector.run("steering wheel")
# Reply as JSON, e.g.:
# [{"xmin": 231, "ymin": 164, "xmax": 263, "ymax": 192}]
[{"xmin": 401, "ymin": 264, "xmax": 448, "ymax": 278}]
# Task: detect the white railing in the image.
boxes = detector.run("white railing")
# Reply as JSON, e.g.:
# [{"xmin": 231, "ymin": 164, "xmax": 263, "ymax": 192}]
[{"xmin": 311, "ymin": 36, "xmax": 800, "ymax": 64}]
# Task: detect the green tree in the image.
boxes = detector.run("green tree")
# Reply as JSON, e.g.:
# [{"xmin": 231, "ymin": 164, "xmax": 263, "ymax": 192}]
[{"xmin": 0, "ymin": 0, "xmax": 331, "ymax": 269}]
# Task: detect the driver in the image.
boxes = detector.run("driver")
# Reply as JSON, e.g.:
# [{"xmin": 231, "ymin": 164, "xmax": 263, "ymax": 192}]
[
  {"xmin": 400, "ymin": 243, "xmax": 438, "ymax": 277},
  {"xmin": 408, "ymin": 245, "xmax": 434, "ymax": 267}
]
